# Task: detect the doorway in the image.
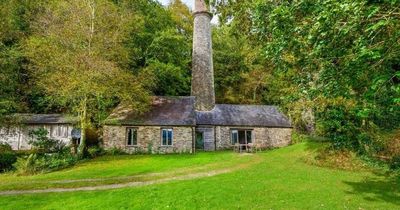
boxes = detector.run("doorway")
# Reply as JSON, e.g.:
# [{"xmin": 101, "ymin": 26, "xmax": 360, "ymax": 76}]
[{"xmin": 195, "ymin": 131, "xmax": 204, "ymax": 150}]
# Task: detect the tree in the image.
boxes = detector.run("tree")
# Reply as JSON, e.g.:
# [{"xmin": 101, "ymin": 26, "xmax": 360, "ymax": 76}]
[
  {"xmin": 210, "ymin": 0, "xmax": 399, "ymax": 154},
  {"xmin": 120, "ymin": 0, "xmax": 175, "ymax": 70},
  {"xmin": 0, "ymin": 0, "xmax": 25, "ymax": 124},
  {"xmin": 25, "ymin": 0, "xmax": 151, "ymax": 158},
  {"xmin": 144, "ymin": 61, "xmax": 190, "ymax": 96},
  {"xmin": 0, "ymin": 0, "xmax": 63, "ymax": 121},
  {"xmin": 168, "ymin": 0, "xmax": 193, "ymax": 38}
]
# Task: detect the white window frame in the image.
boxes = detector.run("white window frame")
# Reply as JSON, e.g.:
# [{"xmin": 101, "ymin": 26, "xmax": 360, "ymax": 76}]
[
  {"xmin": 126, "ymin": 127, "xmax": 138, "ymax": 146},
  {"xmin": 51, "ymin": 125, "xmax": 69, "ymax": 138},
  {"xmin": 230, "ymin": 129, "xmax": 253, "ymax": 145},
  {"xmin": 231, "ymin": 129, "xmax": 239, "ymax": 145},
  {"xmin": 161, "ymin": 128, "xmax": 173, "ymax": 146}
]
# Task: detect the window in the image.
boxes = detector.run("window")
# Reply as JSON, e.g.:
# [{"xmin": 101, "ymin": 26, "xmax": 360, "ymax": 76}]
[
  {"xmin": 231, "ymin": 129, "xmax": 253, "ymax": 145},
  {"xmin": 51, "ymin": 125, "xmax": 69, "ymax": 138},
  {"xmin": 161, "ymin": 128, "xmax": 173, "ymax": 146},
  {"xmin": 246, "ymin": 130, "xmax": 252, "ymax": 143},
  {"xmin": 127, "ymin": 128, "xmax": 138, "ymax": 146},
  {"xmin": 231, "ymin": 130, "xmax": 238, "ymax": 144}
]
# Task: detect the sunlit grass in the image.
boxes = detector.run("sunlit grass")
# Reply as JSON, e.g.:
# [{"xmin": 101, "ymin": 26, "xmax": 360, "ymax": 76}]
[{"xmin": 0, "ymin": 143, "xmax": 399, "ymax": 209}]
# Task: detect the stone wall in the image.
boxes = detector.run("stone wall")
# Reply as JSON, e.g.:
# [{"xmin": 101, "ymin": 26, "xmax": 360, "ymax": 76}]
[
  {"xmin": 103, "ymin": 126, "xmax": 194, "ymax": 154},
  {"xmin": 215, "ymin": 126, "xmax": 231, "ymax": 150},
  {"xmin": 191, "ymin": 11, "xmax": 215, "ymax": 111},
  {"xmin": 256, "ymin": 127, "xmax": 292, "ymax": 148},
  {"xmin": 0, "ymin": 124, "xmax": 74, "ymax": 150},
  {"xmin": 215, "ymin": 126, "xmax": 292, "ymax": 150}
]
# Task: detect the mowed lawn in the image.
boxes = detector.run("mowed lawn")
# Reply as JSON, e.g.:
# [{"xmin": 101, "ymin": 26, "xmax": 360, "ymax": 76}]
[{"xmin": 0, "ymin": 143, "xmax": 399, "ymax": 209}]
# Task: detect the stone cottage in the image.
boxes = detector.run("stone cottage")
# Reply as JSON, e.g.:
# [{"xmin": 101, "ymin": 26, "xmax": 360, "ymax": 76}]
[
  {"xmin": 0, "ymin": 114, "xmax": 78, "ymax": 150},
  {"xmin": 102, "ymin": 0, "xmax": 292, "ymax": 154},
  {"xmin": 104, "ymin": 96, "xmax": 196, "ymax": 154}
]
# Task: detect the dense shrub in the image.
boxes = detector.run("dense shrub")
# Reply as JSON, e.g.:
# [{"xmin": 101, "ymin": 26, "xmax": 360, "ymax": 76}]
[
  {"xmin": 0, "ymin": 142, "xmax": 12, "ymax": 152},
  {"xmin": 87, "ymin": 146, "xmax": 104, "ymax": 158},
  {"xmin": 107, "ymin": 147, "xmax": 127, "ymax": 155},
  {"xmin": 29, "ymin": 128, "xmax": 67, "ymax": 153},
  {"xmin": 14, "ymin": 151, "xmax": 77, "ymax": 175},
  {"xmin": 390, "ymin": 156, "xmax": 400, "ymax": 170},
  {"xmin": 0, "ymin": 142, "xmax": 17, "ymax": 172},
  {"xmin": 12, "ymin": 128, "xmax": 77, "ymax": 175}
]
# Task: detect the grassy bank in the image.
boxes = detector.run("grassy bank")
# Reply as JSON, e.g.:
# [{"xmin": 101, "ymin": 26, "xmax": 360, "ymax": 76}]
[{"xmin": 0, "ymin": 142, "xmax": 399, "ymax": 209}]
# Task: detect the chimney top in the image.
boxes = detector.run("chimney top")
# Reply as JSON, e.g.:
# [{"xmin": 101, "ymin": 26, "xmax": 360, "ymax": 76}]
[{"xmin": 194, "ymin": 0, "xmax": 209, "ymax": 14}]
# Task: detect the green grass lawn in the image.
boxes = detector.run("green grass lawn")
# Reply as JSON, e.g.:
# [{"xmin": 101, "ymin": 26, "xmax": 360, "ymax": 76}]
[
  {"xmin": 0, "ymin": 142, "xmax": 399, "ymax": 209},
  {"xmin": 0, "ymin": 151, "xmax": 254, "ymax": 191}
]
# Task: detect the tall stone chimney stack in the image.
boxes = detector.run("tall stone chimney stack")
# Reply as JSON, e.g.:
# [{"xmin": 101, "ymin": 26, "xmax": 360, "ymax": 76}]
[{"xmin": 191, "ymin": 0, "xmax": 215, "ymax": 111}]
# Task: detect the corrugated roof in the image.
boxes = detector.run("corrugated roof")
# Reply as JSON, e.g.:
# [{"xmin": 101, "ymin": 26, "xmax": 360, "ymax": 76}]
[
  {"xmin": 105, "ymin": 96, "xmax": 197, "ymax": 126},
  {"xmin": 196, "ymin": 104, "xmax": 292, "ymax": 128},
  {"xmin": 13, "ymin": 114, "xmax": 78, "ymax": 124}
]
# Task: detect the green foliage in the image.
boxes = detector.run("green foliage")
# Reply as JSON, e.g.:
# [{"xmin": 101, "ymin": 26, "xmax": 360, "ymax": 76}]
[
  {"xmin": 28, "ymin": 128, "xmax": 67, "ymax": 154},
  {"xmin": 0, "ymin": 142, "xmax": 17, "ymax": 172},
  {"xmin": 12, "ymin": 127, "xmax": 77, "ymax": 174},
  {"xmin": 121, "ymin": 0, "xmax": 176, "ymax": 69},
  {"xmin": 24, "ymin": 0, "xmax": 152, "ymax": 157},
  {"xmin": 213, "ymin": 26, "xmax": 248, "ymax": 102},
  {"xmin": 0, "ymin": 142, "xmax": 13, "ymax": 153},
  {"xmin": 14, "ymin": 152, "xmax": 77, "ymax": 175},
  {"xmin": 0, "ymin": 41, "xmax": 24, "ymax": 124},
  {"xmin": 106, "ymin": 147, "xmax": 127, "ymax": 155},
  {"xmin": 0, "ymin": 0, "xmax": 397, "ymax": 167},
  {"xmin": 144, "ymin": 61, "xmax": 190, "ymax": 96},
  {"xmin": 390, "ymin": 155, "xmax": 400, "ymax": 170},
  {"xmin": 146, "ymin": 29, "xmax": 190, "ymax": 69},
  {"xmin": 0, "ymin": 0, "xmax": 193, "ymax": 126},
  {"xmin": 291, "ymin": 131, "xmax": 310, "ymax": 144},
  {"xmin": 168, "ymin": 0, "xmax": 193, "ymax": 38},
  {"xmin": 142, "ymin": 28, "xmax": 191, "ymax": 96},
  {"xmin": 213, "ymin": 0, "xmax": 400, "ymax": 154},
  {"xmin": 87, "ymin": 146, "xmax": 104, "ymax": 158}
]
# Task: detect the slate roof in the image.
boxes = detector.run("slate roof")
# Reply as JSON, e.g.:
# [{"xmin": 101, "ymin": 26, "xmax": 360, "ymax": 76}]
[
  {"xmin": 196, "ymin": 104, "xmax": 292, "ymax": 128},
  {"xmin": 106, "ymin": 97, "xmax": 291, "ymax": 128},
  {"xmin": 13, "ymin": 114, "xmax": 78, "ymax": 124},
  {"xmin": 105, "ymin": 96, "xmax": 197, "ymax": 126}
]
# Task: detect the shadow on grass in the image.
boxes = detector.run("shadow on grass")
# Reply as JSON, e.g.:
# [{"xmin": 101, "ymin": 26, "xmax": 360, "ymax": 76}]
[
  {"xmin": 301, "ymin": 137, "xmax": 400, "ymax": 204},
  {"xmin": 302, "ymin": 137, "xmax": 330, "ymax": 153},
  {"xmin": 343, "ymin": 172, "xmax": 400, "ymax": 205}
]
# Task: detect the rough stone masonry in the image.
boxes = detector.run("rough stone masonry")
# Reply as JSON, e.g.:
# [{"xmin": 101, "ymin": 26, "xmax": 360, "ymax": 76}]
[{"xmin": 191, "ymin": 0, "xmax": 215, "ymax": 111}]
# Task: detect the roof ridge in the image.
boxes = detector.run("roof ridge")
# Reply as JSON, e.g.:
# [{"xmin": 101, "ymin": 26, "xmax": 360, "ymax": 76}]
[
  {"xmin": 215, "ymin": 104, "xmax": 278, "ymax": 107},
  {"xmin": 153, "ymin": 96, "xmax": 195, "ymax": 99}
]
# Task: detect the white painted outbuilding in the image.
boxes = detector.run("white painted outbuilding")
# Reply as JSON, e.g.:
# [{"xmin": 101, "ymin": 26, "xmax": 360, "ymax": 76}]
[{"xmin": 0, "ymin": 114, "xmax": 78, "ymax": 150}]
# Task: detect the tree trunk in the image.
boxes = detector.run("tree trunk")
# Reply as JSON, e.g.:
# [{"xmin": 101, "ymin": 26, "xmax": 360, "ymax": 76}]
[
  {"xmin": 77, "ymin": 1, "xmax": 95, "ymax": 159},
  {"xmin": 87, "ymin": 0, "xmax": 95, "ymax": 56},
  {"xmin": 77, "ymin": 97, "xmax": 87, "ymax": 159}
]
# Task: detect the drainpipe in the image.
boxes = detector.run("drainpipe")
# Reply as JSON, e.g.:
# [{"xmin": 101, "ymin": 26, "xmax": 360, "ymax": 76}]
[
  {"xmin": 214, "ymin": 126, "xmax": 217, "ymax": 151},
  {"xmin": 17, "ymin": 127, "xmax": 21, "ymax": 150},
  {"xmin": 192, "ymin": 126, "xmax": 195, "ymax": 154}
]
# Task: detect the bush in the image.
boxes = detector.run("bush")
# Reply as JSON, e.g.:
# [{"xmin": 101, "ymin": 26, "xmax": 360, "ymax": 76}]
[
  {"xmin": 87, "ymin": 146, "xmax": 104, "ymax": 158},
  {"xmin": 29, "ymin": 128, "xmax": 67, "ymax": 153},
  {"xmin": 0, "ymin": 142, "xmax": 12, "ymax": 152},
  {"xmin": 390, "ymin": 156, "xmax": 400, "ymax": 170},
  {"xmin": 0, "ymin": 142, "xmax": 17, "ymax": 172},
  {"xmin": 106, "ymin": 147, "xmax": 127, "ymax": 155},
  {"xmin": 11, "ymin": 128, "xmax": 78, "ymax": 175},
  {"xmin": 14, "ymin": 151, "xmax": 77, "ymax": 175}
]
